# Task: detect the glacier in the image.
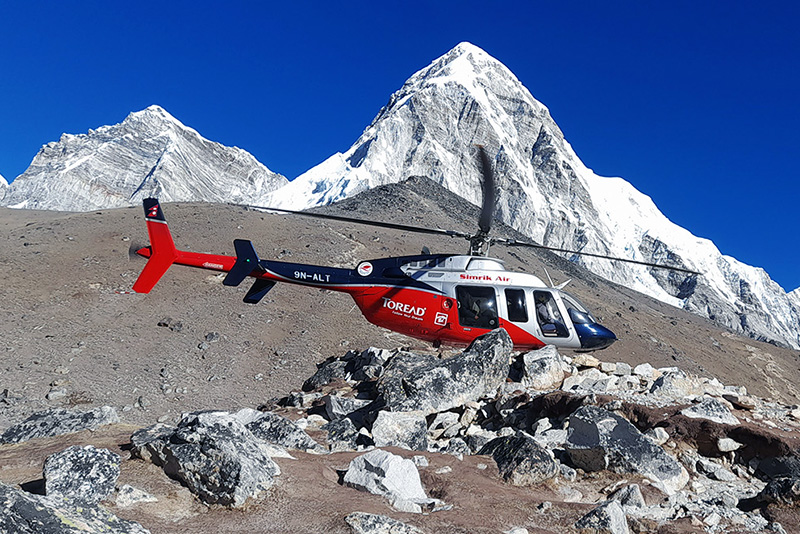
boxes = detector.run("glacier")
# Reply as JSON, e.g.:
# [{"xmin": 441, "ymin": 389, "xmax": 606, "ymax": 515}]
[
  {"xmin": 264, "ymin": 42, "xmax": 800, "ymax": 349},
  {"xmin": 1, "ymin": 106, "xmax": 288, "ymax": 211}
]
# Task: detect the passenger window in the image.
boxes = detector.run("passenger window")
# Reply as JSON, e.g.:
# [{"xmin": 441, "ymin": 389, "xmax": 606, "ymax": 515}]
[
  {"xmin": 505, "ymin": 288, "xmax": 528, "ymax": 323},
  {"xmin": 456, "ymin": 286, "xmax": 498, "ymax": 329},
  {"xmin": 534, "ymin": 290, "xmax": 569, "ymax": 337}
]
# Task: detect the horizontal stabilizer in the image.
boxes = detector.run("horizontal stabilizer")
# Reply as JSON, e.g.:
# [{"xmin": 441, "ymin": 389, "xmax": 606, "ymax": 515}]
[
  {"xmin": 244, "ymin": 279, "xmax": 276, "ymax": 304},
  {"xmin": 223, "ymin": 239, "xmax": 261, "ymax": 287}
]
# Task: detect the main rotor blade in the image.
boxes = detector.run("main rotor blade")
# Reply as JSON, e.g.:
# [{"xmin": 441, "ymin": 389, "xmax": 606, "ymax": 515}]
[
  {"xmin": 495, "ymin": 238, "xmax": 701, "ymax": 275},
  {"xmin": 477, "ymin": 146, "xmax": 496, "ymax": 235},
  {"xmin": 237, "ymin": 204, "xmax": 472, "ymax": 240}
]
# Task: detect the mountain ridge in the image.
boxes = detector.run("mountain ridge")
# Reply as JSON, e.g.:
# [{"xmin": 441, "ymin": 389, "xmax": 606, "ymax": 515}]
[{"xmin": 1, "ymin": 105, "xmax": 287, "ymax": 211}]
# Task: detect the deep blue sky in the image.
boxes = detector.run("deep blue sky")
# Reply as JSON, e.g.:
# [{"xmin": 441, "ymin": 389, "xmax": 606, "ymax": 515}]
[{"xmin": 1, "ymin": 2, "xmax": 798, "ymax": 291}]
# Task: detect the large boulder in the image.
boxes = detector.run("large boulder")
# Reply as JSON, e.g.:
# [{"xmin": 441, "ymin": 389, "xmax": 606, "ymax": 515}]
[
  {"xmin": 342, "ymin": 449, "xmax": 443, "ymax": 513},
  {"xmin": 44, "ymin": 445, "xmax": 120, "ymax": 504},
  {"xmin": 0, "ymin": 406, "xmax": 119, "ymax": 444},
  {"xmin": 377, "ymin": 329, "xmax": 513, "ymax": 415},
  {"xmin": 564, "ymin": 406, "xmax": 688, "ymax": 495},
  {"xmin": 0, "ymin": 481, "xmax": 150, "ymax": 534},
  {"xmin": 478, "ymin": 434, "xmax": 558, "ymax": 486},
  {"xmin": 679, "ymin": 398, "xmax": 739, "ymax": 425},
  {"xmin": 131, "ymin": 411, "xmax": 280, "ymax": 507}
]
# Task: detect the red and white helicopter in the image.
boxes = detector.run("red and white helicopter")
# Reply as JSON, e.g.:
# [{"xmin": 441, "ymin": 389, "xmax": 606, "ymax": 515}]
[{"xmin": 132, "ymin": 149, "xmax": 698, "ymax": 351}]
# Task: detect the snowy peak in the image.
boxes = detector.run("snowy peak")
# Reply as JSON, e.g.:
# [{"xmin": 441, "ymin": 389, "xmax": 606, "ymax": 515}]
[
  {"xmin": 266, "ymin": 42, "xmax": 800, "ymax": 349},
  {"xmin": 1, "ymin": 106, "xmax": 288, "ymax": 211}
]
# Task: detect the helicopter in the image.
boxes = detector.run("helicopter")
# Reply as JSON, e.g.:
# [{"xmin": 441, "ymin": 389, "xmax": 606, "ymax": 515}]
[{"xmin": 132, "ymin": 148, "xmax": 699, "ymax": 351}]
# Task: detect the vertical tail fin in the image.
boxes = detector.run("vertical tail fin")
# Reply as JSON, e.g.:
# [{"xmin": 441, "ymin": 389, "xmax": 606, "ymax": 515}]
[{"xmin": 132, "ymin": 198, "xmax": 179, "ymax": 293}]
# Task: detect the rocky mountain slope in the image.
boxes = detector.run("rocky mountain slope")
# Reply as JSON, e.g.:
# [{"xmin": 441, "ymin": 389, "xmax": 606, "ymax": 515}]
[
  {"xmin": 1, "ymin": 106, "xmax": 287, "ymax": 211},
  {"xmin": 264, "ymin": 42, "xmax": 799, "ymax": 351}
]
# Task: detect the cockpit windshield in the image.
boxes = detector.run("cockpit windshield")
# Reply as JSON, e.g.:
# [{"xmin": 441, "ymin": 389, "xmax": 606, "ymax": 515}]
[{"xmin": 560, "ymin": 292, "xmax": 597, "ymax": 325}]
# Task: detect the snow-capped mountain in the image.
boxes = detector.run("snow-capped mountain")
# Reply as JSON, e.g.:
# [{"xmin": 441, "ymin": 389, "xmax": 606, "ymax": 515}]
[
  {"xmin": 1, "ymin": 106, "xmax": 287, "ymax": 211},
  {"xmin": 0, "ymin": 173, "xmax": 7, "ymax": 201},
  {"xmin": 265, "ymin": 42, "xmax": 800, "ymax": 349}
]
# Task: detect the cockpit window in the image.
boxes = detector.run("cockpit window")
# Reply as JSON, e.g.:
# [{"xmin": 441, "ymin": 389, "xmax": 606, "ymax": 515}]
[
  {"xmin": 534, "ymin": 290, "xmax": 568, "ymax": 337},
  {"xmin": 561, "ymin": 292, "xmax": 597, "ymax": 325}
]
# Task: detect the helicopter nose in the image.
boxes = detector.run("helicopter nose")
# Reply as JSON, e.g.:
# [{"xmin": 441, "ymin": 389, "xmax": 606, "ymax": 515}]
[{"xmin": 574, "ymin": 322, "xmax": 618, "ymax": 351}]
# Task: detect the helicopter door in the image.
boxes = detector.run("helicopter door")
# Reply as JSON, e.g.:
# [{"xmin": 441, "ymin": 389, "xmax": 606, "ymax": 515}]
[
  {"xmin": 455, "ymin": 286, "xmax": 498, "ymax": 329},
  {"xmin": 533, "ymin": 290, "xmax": 569, "ymax": 338}
]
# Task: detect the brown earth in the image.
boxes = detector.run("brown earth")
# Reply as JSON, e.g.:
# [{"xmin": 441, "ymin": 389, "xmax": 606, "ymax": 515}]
[{"xmin": 1, "ymin": 179, "xmax": 799, "ymax": 532}]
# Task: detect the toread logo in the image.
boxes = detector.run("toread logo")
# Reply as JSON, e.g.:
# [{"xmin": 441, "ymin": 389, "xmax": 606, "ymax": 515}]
[{"xmin": 357, "ymin": 262, "xmax": 373, "ymax": 277}]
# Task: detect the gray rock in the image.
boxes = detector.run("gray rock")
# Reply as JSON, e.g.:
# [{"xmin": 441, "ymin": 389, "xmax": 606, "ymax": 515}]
[
  {"xmin": 680, "ymin": 398, "xmax": 739, "ymax": 425},
  {"xmin": 0, "ymin": 406, "xmax": 120, "ymax": 444},
  {"xmin": 0, "ymin": 481, "xmax": 150, "ymax": 533},
  {"xmin": 131, "ymin": 411, "xmax": 280, "ymax": 507},
  {"xmin": 372, "ymin": 411, "xmax": 428, "ymax": 451},
  {"xmin": 444, "ymin": 437, "xmax": 471, "ymax": 458},
  {"xmin": 478, "ymin": 434, "xmax": 558, "ymax": 486},
  {"xmin": 758, "ymin": 476, "xmax": 800, "ymax": 505},
  {"xmin": 649, "ymin": 370, "xmax": 702, "ymax": 399},
  {"xmin": 428, "ymin": 411, "xmax": 461, "ymax": 440},
  {"xmin": 324, "ymin": 394, "xmax": 373, "ymax": 421},
  {"xmin": 44, "ymin": 445, "xmax": 120, "ymax": 504},
  {"xmin": 323, "ymin": 417, "xmax": 361, "ymax": 452},
  {"xmin": 377, "ymin": 329, "xmax": 513, "ymax": 415},
  {"xmin": 608, "ymin": 484, "xmax": 646, "ymax": 509},
  {"xmin": 521, "ymin": 346, "xmax": 564, "ymax": 390},
  {"xmin": 574, "ymin": 500, "xmax": 629, "ymax": 534},
  {"xmin": 344, "ymin": 512, "xmax": 425, "ymax": 534},
  {"xmin": 303, "ymin": 359, "xmax": 349, "ymax": 391},
  {"xmin": 565, "ymin": 406, "xmax": 688, "ymax": 495},
  {"xmin": 696, "ymin": 457, "xmax": 738, "ymax": 482},
  {"xmin": 343, "ymin": 449, "xmax": 442, "ymax": 513},
  {"xmin": 239, "ymin": 409, "xmax": 325, "ymax": 453}
]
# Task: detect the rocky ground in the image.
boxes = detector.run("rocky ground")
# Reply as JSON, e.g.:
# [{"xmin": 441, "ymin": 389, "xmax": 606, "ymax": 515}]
[{"xmin": 1, "ymin": 178, "xmax": 800, "ymax": 533}]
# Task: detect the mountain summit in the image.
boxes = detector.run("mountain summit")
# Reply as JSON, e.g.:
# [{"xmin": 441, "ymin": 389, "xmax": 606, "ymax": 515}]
[
  {"xmin": 265, "ymin": 42, "xmax": 800, "ymax": 349},
  {"xmin": 1, "ymin": 105, "xmax": 287, "ymax": 211}
]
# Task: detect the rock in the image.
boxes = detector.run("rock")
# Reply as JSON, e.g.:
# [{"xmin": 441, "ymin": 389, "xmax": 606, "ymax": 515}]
[
  {"xmin": 444, "ymin": 437, "xmax": 470, "ymax": 458},
  {"xmin": 131, "ymin": 411, "xmax": 280, "ymax": 507},
  {"xmin": 377, "ymin": 329, "xmax": 513, "ymax": 415},
  {"xmin": 645, "ymin": 427, "xmax": 669, "ymax": 446},
  {"xmin": 574, "ymin": 500, "xmax": 629, "ymax": 534},
  {"xmin": 757, "ymin": 476, "xmax": 800, "ymax": 505},
  {"xmin": 372, "ymin": 411, "xmax": 428, "ymax": 451},
  {"xmin": 303, "ymin": 359, "xmax": 349, "ymax": 391},
  {"xmin": 0, "ymin": 406, "xmax": 120, "ymax": 444},
  {"xmin": 613, "ymin": 363, "xmax": 632, "ymax": 376},
  {"xmin": 608, "ymin": 484, "xmax": 646, "ymax": 509},
  {"xmin": 478, "ymin": 434, "xmax": 558, "ymax": 486},
  {"xmin": 521, "ymin": 346, "xmax": 564, "ymax": 390},
  {"xmin": 428, "ymin": 411, "xmax": 461, "ymax": 440},
  {"xmin": 632, "ymin": 363, "xmax": 656, "ymax": 380},
  {"xmin": 44, "ymin": 445, "xmax": 120, "ymax": 504},
  {"xmin": 344, "ymin": 512, "xmax": 425, "ymax": 534},
  {"xmin": 343, "ymin": 449, "xmax": 442, "ymax": 513},
  {"xmin": 648, "ymin": 370, "xmax": 702, "ymax": 400},
  {"xmin": 717, "ymin": 437, "xmax": 742, "ymax": 453},
  {"xmin": 323, "ymin": 417, "xmax": 361, "ymax": 452},
  {"xmin": 115, "ymin": 484, "xmax": 158, "ymax": 507},
  {"xmin": 238, "ymin": 409, "xmax": 325, "ymax": 453},
  {"xmin": 573, "ymin": 354, "xmax": 600, "ymax": 368},
  {"xmin": 0, "ymin": 481, "xmax": 150, "ymax": 533},
  {"xmin": 680, "ymin": 398, "xmax": 739, "ymax": 425},
  {"xmin": 722, "ymin": 392, "xmax": 757, "ymax": 410},
  {"xmin": 565, "ymin": 406, "xmax": 688, "ymax": 495},
  {"xmin": 324, "ymin": 394, "xmax": 373, "ymax": 421}
]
